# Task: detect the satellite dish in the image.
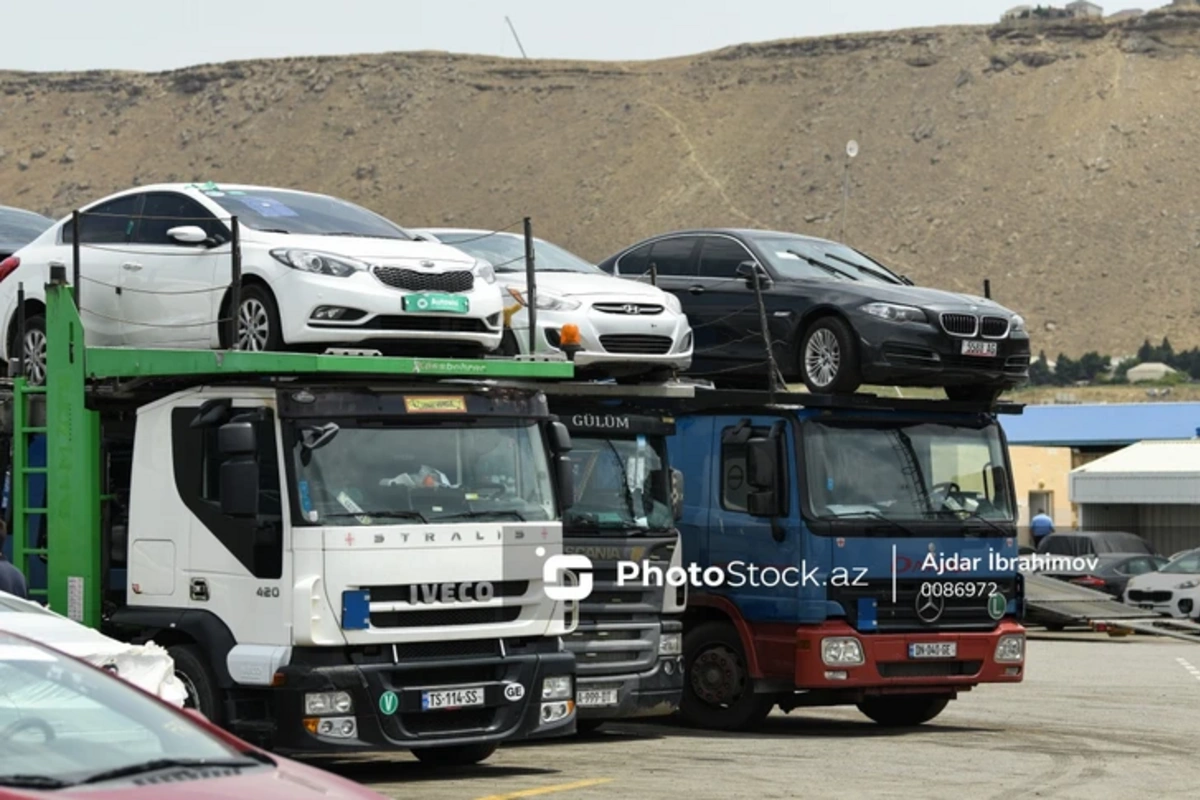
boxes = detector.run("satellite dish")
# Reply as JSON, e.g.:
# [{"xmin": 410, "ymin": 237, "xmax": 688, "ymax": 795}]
[{"xmin": 846, "ymin": 139, "xmax": 859, "ymax": 158}]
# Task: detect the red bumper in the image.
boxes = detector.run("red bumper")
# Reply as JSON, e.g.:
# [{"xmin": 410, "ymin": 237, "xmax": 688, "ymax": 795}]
[{"xmin": 793, "ymin": 620, "xmax": 1025, "ymax": 692}]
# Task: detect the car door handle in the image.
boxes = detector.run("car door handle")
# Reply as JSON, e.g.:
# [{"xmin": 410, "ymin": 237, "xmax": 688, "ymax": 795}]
[
  {"xmin": 688, "ymin": 285, "xmax": 705, "ymax": 295},
  {"xmin": 122, "ymin": 262, "xmax": 143, "ymax": 271}
]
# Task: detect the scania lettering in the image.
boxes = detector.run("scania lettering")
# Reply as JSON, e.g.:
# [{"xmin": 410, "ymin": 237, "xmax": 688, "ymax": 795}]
[
  {"xmin": 664, "ymin": 390, "xmax": 1026, "ymax": 730},
  {"xmin": 3, "ymin": 277, "xmax": 583, "ymax": 767}
]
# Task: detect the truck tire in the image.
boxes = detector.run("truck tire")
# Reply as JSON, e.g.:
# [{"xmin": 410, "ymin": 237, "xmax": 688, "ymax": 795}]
[
  {"xmin": 412, "ymin": 742, "xmax": 499, "ymax": 767},
  {"xmin": 856, "ymin": 694, "xmax": 950, "ymax": 727},
  {"xmin": 168, "ymin": 644, "xmax": 223, "ymax": 725},
  {"xmin": 680, "ymin": 621, "xmax": 774, "ymax": 731}
]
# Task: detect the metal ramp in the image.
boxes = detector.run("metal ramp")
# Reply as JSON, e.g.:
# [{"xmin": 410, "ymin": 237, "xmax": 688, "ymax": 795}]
[{"xmin": 1024, "ymin": 572, "xmax": 1200, "ymax": 642}]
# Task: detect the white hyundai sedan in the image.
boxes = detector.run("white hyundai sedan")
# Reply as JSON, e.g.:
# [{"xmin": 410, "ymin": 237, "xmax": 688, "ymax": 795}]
[
  {"xmin": 0, "ymin": 183, "xmax": 503, "ymax": 381},
  {"xmin": 417, "ymin": 229, "xmax": 693, "ymax": 380}
]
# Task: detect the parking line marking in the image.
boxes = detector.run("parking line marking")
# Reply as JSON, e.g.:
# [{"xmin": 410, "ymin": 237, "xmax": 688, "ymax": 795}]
[
  {"xmin": 474, "ymin": 778, "xmax": 614, "ymax": 800},
  {"xmin": 1175, "ymin": 658, "xmax": 1200, "ymax": 681}
]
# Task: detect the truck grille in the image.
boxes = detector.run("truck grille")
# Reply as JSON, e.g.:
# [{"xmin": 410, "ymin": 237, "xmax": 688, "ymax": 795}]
[
  {"xmin": 980, "ymin": 316, "xmax": 1010, "ymax": 338},
  {"xmin": 939, "ymin": 313, "xmax": 978, "ymax": 337},
  {"xmin": 878, "ymin": 660, "xmax": 983, "ymax": 678},
  {"xmin": 1127, "ymin": 589, "xmax": 1172, "ymax": 603},
  {"xmin": 827, "ymin": 578, "xmax": 1018, "ymax": 632},
  {"xmin": 399, "ymin": 708, "xmax": 496, "ymax": 736},
  {"xmin": 370, "ymin": 607, "xmax": 521, "ymax": 628},
  {"xmin": 599, "ymin": 334, "xmax": 673, "ymax": 355},
  {"xmin": 365, "ymin": 582, "xmax": 529, "ymax": 603},
  {"xmin": 374, "ymin": 266, "xmax": 474, "ymax": 293}
]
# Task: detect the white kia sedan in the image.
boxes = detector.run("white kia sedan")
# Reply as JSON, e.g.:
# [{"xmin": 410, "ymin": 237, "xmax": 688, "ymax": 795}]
[
  {"xmin": 0, "ymin": 184, "xmax": 503, "ymax": 381},
  {"xmin": 416, "ymin": 229, "xmax": 693, "ymax": 380},
  {"xmin": 1123, "ymin": 548, "xmax": 1200, "ymax": 618}
]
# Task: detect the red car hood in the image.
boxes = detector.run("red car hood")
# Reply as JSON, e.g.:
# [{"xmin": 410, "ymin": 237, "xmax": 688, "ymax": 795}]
[{"xmin": 0, "ymin": 757, "xmax": 384, "ymax": 800}]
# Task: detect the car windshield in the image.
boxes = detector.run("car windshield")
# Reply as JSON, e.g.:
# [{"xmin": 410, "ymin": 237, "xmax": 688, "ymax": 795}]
[
  {"xmin": 565, "ymin": 435, "xmax": 673, "ymax": 533},
  {"xmin": 751, "ymin": 234, "xmax": 905, "ymax": 285},
  {"xmin": 0, "ymin": 208, "xmax": 53, "ymax": 247},
  {"xmin": 433, "ymin": 232, "xmax": 602, "ymax": 274},
  {"xmin": 803, "ymin": 419, "xmax": 1015, "ymax": 526},
  {"xmin": 0, "ymin": 632, "xmax": 249, "ymax": 788},
  {"xmin": 1160, "ymin": 551, "xmax": 1200, "ymax": 574},
  {"xmin": 290, "ymin": 422, "xmax": 556, "ymax": 524},
  {"xmin": 204, "ymin": 189, "xmax": 411, "ymax": 239}
]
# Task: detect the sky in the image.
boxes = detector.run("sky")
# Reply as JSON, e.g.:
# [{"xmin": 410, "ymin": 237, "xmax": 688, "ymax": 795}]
[{"xmin": 6, "ymin": 0, "xmax": 1030, "ymax": 73}]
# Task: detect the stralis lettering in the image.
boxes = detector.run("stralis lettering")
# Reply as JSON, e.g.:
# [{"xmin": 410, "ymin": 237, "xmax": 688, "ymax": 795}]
[
  {"xmin": 570, "ymin": 414, "xmax": 630, "ymax": 430},
  {"xmin": 408, "ymin": 582, "xmax": 495, "ymax": 604},
  {"xmin": 396, "ymin": 530, "xmax": 519, "ymax": 544}
]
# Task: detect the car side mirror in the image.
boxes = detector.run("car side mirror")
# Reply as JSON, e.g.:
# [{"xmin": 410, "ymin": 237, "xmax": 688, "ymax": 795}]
[
  {"xmin": 167, "ymin": 225, "xmax": 209, "ymax": 245},
  {"xmin": 670, "ymin": 468, "xmax": 684, "ymax": 521},
  {"xmin": 736, "ymin": 261, "xmax": 769, "ymax": 289}
]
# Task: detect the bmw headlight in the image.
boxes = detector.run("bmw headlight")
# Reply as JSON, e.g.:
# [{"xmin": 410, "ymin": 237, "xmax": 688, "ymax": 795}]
[
  {"xmin": 1010, "ymin": 314, "xmax": 1026, "ymax": 333},
  {"xmin": 660, "ymin": 292, "xmax": 682, "ymax": 314},
  {"xmin": 861, "ymin": 302, "xmax": 927, "ymax": 323},
  {"xmin": 506, "ymin": 287, "xmax": 582, "ymax": 311},
  {"xmin": 472, "ymin": 259, "xmax": 496, "ymax": 284},
  {"xmin": 270, "ymin": 249, "xmax": 365, "ymax": 278}
]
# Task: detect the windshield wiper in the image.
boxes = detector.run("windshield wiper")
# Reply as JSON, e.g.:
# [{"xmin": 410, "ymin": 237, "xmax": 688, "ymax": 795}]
[
  {"xmin": 932, "ymin": 507, "xmax": 1010, "ymax": 537},
  {"xmin": 79, "ymin": 758, "xmax": 261, "ymax": 785},
  {"xmin": 825, "ymin": 252, "xmax": 902, "ymax": 284},
  {"xmin": 0, "ymin": 775, "xmax": 71, "ymax": 789},
  {"xmin": 322, "ymin": 509, "xmax": 428, "ymax": 523},
  {"xmin": 833, "ymin": 510, "xmax": 918, "ymax": 537},
  {"xmin": 786, "ymin": 249, "xmax": 858, "ymax": 281},
  {"xmin": 317, "ymin": 231, "xmax": 406, "ymax": 240},
  {"xmin": 254, "ymin": 228, "xmax": 291, "ymax": 234},
  {"xmin": 438, "ymin": 509, "xmax": 526, "ymax": 521}
]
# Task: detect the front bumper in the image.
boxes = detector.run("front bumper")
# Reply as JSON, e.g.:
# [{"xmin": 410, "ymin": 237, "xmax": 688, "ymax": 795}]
[
  {"xmin": 271, "ymin": 268, "xmax": 504, "ymax": 352},
  {"xmin": 852, "ymin": 313, "xmax": 1031, "ymax": 389},
  {"xmin": 794, "ymin": 620, "xmax": 1025, "ymax": 692},
  {"xmin": 269, "ymin": 645, "xmax": 575, "ymax": 754},
  {"xmin": 1124, "ymin": 591, "xmax": 1194, "ymax": 618},
  {"xmin": 508, "ymin": 304, "xmax": 693, "ymax": 376},
  {"xmin": 575, "ymin": 656, "xmax": 684, "ymax": 721}
]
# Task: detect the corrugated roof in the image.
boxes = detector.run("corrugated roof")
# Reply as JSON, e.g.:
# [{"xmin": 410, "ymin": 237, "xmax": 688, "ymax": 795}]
[
  {"xmin": 1073, "ymin": 440, "xmax": 1200, "ymax": 474},
  {"xmin": 1001, "ymin": 402, "xmax": 1200, "ymax": 447},
  {"xmin": 1070, "ymin": 440, "xmax": 1200, "ymax": 504}
]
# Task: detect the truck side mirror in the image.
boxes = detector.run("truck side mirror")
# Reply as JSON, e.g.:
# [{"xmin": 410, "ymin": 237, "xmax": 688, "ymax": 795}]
[
  {"xmin": 556, "ymin": 457, "xmax": 574, "ymax": 514},
  {"xmin": 746, "ymin": 437, "xmax": 783, "ymax": 518},
  {"xmin": 670, "ymin": 468, "xmax": 684, "ymax": 521},
  {"xmin": 548, "ymin": 421, "xmax": 572, "ymax": 453},
  {"xmin": 217, "ymin": 421, "xmax": 259, "ymax": 517}
]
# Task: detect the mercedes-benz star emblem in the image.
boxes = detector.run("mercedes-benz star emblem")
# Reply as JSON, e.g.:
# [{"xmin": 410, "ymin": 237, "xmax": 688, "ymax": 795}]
[{"xmin": 915, "ymin": 592, "xmax": 945, "ymax": 624}]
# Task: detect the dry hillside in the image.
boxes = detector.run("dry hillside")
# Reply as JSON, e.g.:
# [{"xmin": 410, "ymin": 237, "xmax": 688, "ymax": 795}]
[{"xmin": 4, "ymin": 9, "xmax": 1200, "ymax": 357}]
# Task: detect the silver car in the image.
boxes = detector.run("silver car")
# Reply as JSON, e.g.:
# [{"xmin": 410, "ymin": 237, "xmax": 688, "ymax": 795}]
[{"xmin": 418, "ymin": 229, "xmax": 693, "ymax": 380}]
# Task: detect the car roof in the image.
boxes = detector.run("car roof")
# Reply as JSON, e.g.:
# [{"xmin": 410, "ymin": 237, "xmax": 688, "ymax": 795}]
[
  {"xmin": 0, "ymin": 205, "xmax": 53, "ymax": 223},
  {"xmin": 617, "ymin": 228, "xmax": 837, "ymax": 249},
  {"xmin": 78, "ymin": 182, "xmax": 333, "ymax": 209}
]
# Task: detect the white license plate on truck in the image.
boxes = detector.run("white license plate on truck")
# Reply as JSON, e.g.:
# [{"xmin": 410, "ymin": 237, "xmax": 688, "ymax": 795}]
[
  {"xmin": 961, "ymin": 340, "xmax": 997, "ymax": 357},
  {"xmin": 908, "ymin": 642, "xmax": 957, "ymax": 659},
  {"xmin": 577, "ymin": 689, "xmax": 619, "ymax": 707},
  {"xmin": 421, "ymin": 687, "xmax": 484, "ymax": 711}
]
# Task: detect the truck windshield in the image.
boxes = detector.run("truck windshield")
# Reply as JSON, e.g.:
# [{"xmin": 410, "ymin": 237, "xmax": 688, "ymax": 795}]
[
  {"xmin": 802, "ymin": 420, "xmax": 1014, "ymax": 523},
  {"xmin": 564, "ymin": 435, "xmax": 673, "ymax": 533},
  {"xmin": 289, "ymin": 422, "xmax": 556, "ymax": 525}
]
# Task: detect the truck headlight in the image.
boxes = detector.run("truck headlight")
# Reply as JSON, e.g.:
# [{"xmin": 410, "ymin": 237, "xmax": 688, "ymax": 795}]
[
  {"xmin": 821, "ymin": 637, "xmax": 865, "ymax": 666},
  {"xmin": 304, "ymin": 691, "xmax": 353, "ymax": 715},
  {"xmin": 994, "ymin": 634, "xmax": 1025, "ymax": 663},
  {"xmin": 860, "ymin": 302, "xmax": 927, "ymax": 323},
  {"xmin": 270, "ymin": 249, "xmax": 365, "ymax": 277},
  {"xmin": 542, "ymin": 676, "xmax": 572, "ymax": 700},
  {"xmin": 658, "ymin": 633, "xmax": 682, "ymax": 656},
  {"xmin": 472, "ymin": 259, "xmax": 496, "ymax": 284}
]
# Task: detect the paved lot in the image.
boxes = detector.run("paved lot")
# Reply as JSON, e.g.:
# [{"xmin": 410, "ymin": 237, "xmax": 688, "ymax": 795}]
[{"xmin": 320, "ymin": 632, "xmax": 1200, "ymax": 799}]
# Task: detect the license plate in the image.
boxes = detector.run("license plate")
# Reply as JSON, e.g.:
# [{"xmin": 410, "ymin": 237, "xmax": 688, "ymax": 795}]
[
  {"xmin": 403, "ymin": 293, "xmax": 470, "ymax": 314},
  {"xmin": 1138, "ymin": 603, "xmax": 1155, "ymax": 610},
  {"xmin": 421, "ymin": 687, "xmax": 485, "ymax": 711},
  {"xmin": 961, "ymin": 340, "xmax": 997, "ymax": 357},
  {"xmin": 908, "ymin": 642, "xmax": 957, "ymax": 659},
  {"xmin": 576, "ymin": 689, "xmax": 619, "ymax": 707}
]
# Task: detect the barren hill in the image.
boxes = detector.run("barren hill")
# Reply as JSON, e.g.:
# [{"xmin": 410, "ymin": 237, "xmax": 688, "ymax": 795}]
[{"xmin": 4, "ymin": 9, "xmax": 1200, "ymax": 357}]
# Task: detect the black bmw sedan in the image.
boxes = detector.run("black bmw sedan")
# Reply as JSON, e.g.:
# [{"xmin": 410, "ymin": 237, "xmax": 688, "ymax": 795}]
[{"xmin": 596, "ymin": 228, "xmax": 1031, "ymax": 401}]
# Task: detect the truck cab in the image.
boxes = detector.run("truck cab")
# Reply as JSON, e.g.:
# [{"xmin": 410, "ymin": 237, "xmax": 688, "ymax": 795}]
[{"xmin": 666, "ymin": 392, "xmax": 1026, "ymax": 729}]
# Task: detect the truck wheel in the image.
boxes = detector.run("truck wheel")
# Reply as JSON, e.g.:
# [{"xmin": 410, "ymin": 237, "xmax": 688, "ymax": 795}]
[
  {"xmin": 168, "ymin": 644, "xmax": 223, "ymax": 725},
  {"xmin": 412, "ymin": 742, "xmax": 499, "ymax": 767},
  {"xmin": 856, "ymin": 694, "xmax": 950, "ymax": 727},
  {"xmin": 575, "ymin": 719, "xmax": 605, "ymax": 736},
  {"xmin": 799, "ymin": 316, "xmax": 861, "ymax": 395},
  {"xmin": 680, "ymin": 622, "xmax": 773, "ymax": 731}
]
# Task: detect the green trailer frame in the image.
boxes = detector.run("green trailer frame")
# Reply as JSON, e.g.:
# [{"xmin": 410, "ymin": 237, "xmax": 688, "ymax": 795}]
[{"xmin": 10, "ymin": 277, "xmax": 574, "ymax": 628}]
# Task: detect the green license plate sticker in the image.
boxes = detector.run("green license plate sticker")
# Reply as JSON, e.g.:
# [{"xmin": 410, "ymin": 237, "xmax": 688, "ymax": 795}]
[{"xmin": 403, "ymin": 293, "xmax": 470, "ymax": 314}]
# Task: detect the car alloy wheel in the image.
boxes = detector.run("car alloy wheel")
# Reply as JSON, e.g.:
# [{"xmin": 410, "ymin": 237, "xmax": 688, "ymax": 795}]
[
  {"xmin": 804, "ymin": 327, "xmax": 841, "ymax": 388},
  {"xmin": 23, "ymin": 327, "xmax": 47, "ymax": 385},
  {"xmin": 237, "ymin": 298, "xmax": 271, "ymax": 351}
]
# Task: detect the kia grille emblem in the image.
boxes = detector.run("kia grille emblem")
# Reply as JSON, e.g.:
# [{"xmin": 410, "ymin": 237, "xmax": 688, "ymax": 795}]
[
  {"xmin": 915, "ymin": 592, "xmax": 945, "ymax": 624},
  {"xmin": 420, "ymin": 260, "xmax": 435, "ymax": 268}
]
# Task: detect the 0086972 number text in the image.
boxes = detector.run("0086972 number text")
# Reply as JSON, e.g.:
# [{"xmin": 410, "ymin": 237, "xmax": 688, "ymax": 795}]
[{"xmin": 918, "ymin": 581, "xmax": 998, "ymax": 599}]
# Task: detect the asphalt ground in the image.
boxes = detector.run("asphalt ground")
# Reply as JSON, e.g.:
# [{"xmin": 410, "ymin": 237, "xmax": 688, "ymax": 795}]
[{"xmin": 308, "ymin": 630, "xmax": 1200, "ymax": 799}]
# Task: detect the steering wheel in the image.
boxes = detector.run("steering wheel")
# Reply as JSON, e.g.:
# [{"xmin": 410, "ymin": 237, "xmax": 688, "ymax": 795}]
[
  {"xmin": 0, "ymin": 717, "xmax": 56, "ymax": 742},
  {"xmin": 928, "ymin": 481, "xmax": 961, "ymax": 509}
]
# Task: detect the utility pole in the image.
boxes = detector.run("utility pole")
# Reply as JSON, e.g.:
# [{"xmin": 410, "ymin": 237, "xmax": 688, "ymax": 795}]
[
  {"xmin": 841, "ymin": 139, "xmax": 858, "ymax": 242},
  {"xmin": 505, "ymin": 16, "xmax": 528, "ymax": 59}
]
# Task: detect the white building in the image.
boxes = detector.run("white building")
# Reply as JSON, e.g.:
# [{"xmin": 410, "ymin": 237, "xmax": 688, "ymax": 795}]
[
  {"xmin": 1067, "ymin": 0, "xmax": 1105, "ymax": 16},
  {"xmin": 1126, "ymin": 361, "xmax": 1178, "ymax": 383},
  {"xmin": 1071, "ymin": 440, "xmax": 1200, "ymax": 555},
  {"xmin": 1003, "ymin": 4, "xmax": 1034, "ymax": 19}
]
